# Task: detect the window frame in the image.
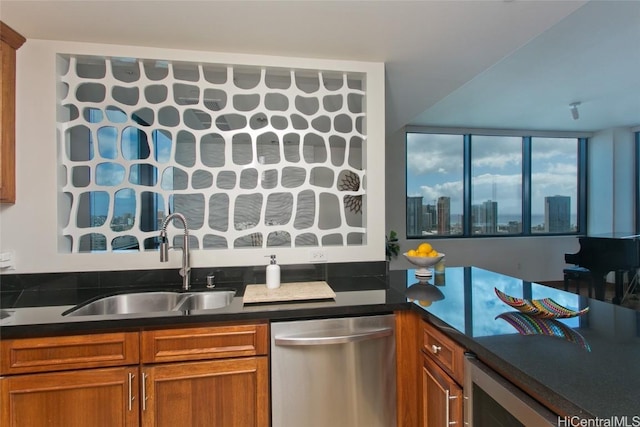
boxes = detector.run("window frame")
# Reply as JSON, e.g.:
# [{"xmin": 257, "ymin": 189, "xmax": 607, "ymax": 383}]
[
  {"xmin": 405, "ymin": 128, "xmax": 588, "ymax": 239},
  {"xmin": 636, "ymin": 130, "xmax": 640, "ymax": 234}
]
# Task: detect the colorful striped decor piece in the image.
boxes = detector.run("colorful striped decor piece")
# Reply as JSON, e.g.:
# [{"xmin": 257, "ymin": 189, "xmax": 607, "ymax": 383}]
[
  {"xmin": 496, "ymin": 311, "xmax": 591, "ymax": 351},
  {"xmin": 494, "ymin": 288, "xmax": 589, "ymax": 319}
]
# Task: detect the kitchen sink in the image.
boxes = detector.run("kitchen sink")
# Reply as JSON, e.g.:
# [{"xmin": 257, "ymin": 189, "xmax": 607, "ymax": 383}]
[
  {"xmin": 62, "ymin": 289, "xmax": 236, "ymax": 317},
  {"xmin": 173, "ymin": 290, "xmax": 235, "ymax": 311},
  {"xmin": 63, "ymin": 291, "xmax": 183, "ymax": 316}
]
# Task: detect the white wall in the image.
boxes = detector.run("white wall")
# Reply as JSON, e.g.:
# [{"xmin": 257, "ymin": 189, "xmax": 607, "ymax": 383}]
[
  {"xmin": 0, "ymin": 39, "xmax": 386, "ymax": 274},
  {"xmin": 612, "ymin": 128, "xmax": 636, "ymax": 233},
  {"xmin": 588, "ymin": 127, "xmax": 636, "ymax": 234},
  {"xmin": 385, "ymin": 126, "xmax": 637, "ymax": 282}
]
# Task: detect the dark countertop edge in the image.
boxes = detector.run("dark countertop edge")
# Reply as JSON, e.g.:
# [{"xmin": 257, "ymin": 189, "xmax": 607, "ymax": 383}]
[
  {"xmin": 411, "ymin": 305, "xmax": 596, "ymax": 420},
  {"xmin": 0, "ymin": 300, "xmax": 410, "ymax": 339}
]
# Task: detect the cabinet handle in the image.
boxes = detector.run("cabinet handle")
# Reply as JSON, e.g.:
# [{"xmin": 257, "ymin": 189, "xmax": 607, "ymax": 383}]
[
  {"xmin": 431, "ymin": 344, "xmax": 442, "ymax": 354},
  {"xmin": 275, "ymin": 327, "xmax": 392, "ymax": 346},
  {"xmin": 142, "ymin": 372, "xmax": 148, "ymax": 411},
  {"xmin": 128, "ymin": 372, "xmax": 135, "ymax": 411},
  {"xmin": 446, "ymin": 390, "xmax": 459, "ymax": 426},
  {"xmin": 445, "ymin": 389, "xmax": 450, "ymax": 427}
]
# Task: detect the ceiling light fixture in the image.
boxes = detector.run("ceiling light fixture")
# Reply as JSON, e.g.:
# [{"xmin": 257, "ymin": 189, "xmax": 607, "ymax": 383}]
[{"xmin": 570, "ymin": 102, "xmax": 581, "ymax": 120}]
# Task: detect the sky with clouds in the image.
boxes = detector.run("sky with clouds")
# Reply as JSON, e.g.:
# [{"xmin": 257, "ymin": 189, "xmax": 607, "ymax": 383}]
[{"xmin": 407, "ymin": 133, "xmax": 578, "ymax": 225}]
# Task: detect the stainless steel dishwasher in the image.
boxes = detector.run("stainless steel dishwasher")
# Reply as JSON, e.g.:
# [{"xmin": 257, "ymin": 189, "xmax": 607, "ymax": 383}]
[{"xmin": 270, "ymin": 314, "xmax": 396, "ymax": 427}]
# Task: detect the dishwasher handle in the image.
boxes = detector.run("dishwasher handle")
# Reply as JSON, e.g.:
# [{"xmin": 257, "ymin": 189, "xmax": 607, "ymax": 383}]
[{"xmin": 274, "ymin": 327, "xmax": 393, "ymax": 346}]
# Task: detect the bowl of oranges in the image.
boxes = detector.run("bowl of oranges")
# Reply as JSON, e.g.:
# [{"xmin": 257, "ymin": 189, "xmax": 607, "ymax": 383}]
[{"xmin": 403, "ymin": 243, "xmax": 444, "ymax": 276}]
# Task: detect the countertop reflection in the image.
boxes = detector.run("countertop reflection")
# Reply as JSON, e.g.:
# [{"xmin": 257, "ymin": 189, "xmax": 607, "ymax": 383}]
[{"xmin": 389, "ymin": 267, "xmax": 640, "ymax": 419}]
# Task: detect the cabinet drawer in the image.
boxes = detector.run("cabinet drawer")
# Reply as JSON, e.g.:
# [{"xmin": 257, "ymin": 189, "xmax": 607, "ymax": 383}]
[
  {"xmin": 0, "ymin": 332, "xmax": 139, "ymax": 375},
  {"xmin": 421, "ymin": 320, "xmax": 464, "ymax": 385},
  {"xmin": 141, "ymin": 322, "xmax": 268, "ymax": 363}
]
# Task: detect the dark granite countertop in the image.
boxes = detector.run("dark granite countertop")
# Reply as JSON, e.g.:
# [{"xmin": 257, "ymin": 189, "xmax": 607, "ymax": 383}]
[
  {"xmin": 2, "ymin": 264, "xmax": 638, "ymax": 421},
  {"xmin": 0, "ymin": 264, "xmax": 406, "ymax": 337},
  {"xmin": 388, "ymin": 267, "xmax": 640, "ymax": 421}
]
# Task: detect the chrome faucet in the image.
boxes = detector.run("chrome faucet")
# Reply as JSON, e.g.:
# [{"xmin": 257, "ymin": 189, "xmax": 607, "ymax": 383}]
[{"xmin": 159, "ymin": 213, "xmax": 191, "ymax": 290}]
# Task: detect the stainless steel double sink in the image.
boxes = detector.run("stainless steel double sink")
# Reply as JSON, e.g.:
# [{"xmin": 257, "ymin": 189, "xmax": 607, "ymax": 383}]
[{"xmin": 62, "ymin": 289, "xmax": 236, "ymax": 317}]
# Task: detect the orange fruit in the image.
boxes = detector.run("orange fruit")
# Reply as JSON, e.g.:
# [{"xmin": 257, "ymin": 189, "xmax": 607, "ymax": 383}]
[{"xmin": 417, "ymin": 243, "xmax": 432, "ymax": 253}]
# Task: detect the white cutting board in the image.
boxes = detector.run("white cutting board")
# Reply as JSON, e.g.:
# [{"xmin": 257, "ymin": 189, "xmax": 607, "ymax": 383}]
[{"xmin": 243, "ymin": 281, "xmax": 336, "ymax": 304}]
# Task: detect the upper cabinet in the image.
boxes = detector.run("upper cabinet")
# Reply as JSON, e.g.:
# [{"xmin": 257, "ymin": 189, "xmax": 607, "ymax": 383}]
[{"xmin": 0, "ymin": 21, "xmax": 25, "ymax": 204}]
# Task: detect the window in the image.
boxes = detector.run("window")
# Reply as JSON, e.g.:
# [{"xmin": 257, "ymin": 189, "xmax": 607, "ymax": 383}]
[
  {"xmin": 406, "ymin": 131, "xmax": 585, "ymax": 238},
  {"xmin": 530, "ymin": 137, "xmax": 579, "ymax": 234},
  {"xmin": 406, "ymin": 133, "xmax": 463, "ymax": 236},
  {"xmin": 471, "ymin": 135, "xmax": 522, "ymax": 235}
]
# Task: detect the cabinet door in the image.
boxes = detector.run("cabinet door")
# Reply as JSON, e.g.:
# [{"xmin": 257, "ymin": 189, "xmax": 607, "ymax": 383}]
[
  {"xmin": 142, "ymin": 357, "xmax": 269, "ymax": 427},
  {"xmin": 422, "ymin": 354, "xmax": 462, "ymax": 427},
  {"xmin": 0, "ymin": 21, "xmax": 26, "ymax": 204},
  {"xmin": 0, "ymin": 366, "xmax": 139, "ymax": 427}
]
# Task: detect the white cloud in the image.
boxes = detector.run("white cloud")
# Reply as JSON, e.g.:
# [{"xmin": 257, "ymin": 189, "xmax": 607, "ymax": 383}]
[
  {"xmin": 406, "ymin": 133, "xmax": 463, "ymax": 175},
  {"xmin": 539, "ymin": 162, "xmax": 577, "ymax": 175},
  {"xmin": 471, "ymin": 135, "xmax": 521, "ymax": 169},
  {"xmin": 419, "ymin": 180, "xmax": 464, "ymax": 203}
]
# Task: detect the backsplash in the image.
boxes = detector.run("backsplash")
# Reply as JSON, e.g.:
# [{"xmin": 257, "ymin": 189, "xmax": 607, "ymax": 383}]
[{"xmin": 0, "ymin": 261, "xmax": 387, "ymax": 309}]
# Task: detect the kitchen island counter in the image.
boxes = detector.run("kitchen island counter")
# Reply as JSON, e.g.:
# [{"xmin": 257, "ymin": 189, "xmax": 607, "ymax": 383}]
[
  {"xmin": 2, "ymin": 265, "xmax": 638, "ymax": 422},
  {"xmin": 389, "ymin": 267, "xmax": 639, "ymax": 422}
]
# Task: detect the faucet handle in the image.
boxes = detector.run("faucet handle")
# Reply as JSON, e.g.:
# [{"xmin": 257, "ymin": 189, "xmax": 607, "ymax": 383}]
[{"xmin": 206, "ymin": 274, "xmax": 215, "ymax": 288}]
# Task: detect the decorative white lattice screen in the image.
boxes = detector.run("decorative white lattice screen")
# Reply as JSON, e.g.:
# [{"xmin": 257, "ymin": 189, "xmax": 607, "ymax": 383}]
[{"xmin": 58, "ymin": 55, "xmax": 367, "ymax": 252}]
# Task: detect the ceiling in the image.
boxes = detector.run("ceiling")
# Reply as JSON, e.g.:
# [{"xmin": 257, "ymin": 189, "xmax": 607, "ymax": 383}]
[{"xmin": 2, "ymin": 0, "xmax": 638, "ymax": 134}]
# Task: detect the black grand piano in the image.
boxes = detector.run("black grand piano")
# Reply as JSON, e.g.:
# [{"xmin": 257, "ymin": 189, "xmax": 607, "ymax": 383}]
[{"xmin": 565, "ymin": 233, "xmax": 640, "ymax": 304}]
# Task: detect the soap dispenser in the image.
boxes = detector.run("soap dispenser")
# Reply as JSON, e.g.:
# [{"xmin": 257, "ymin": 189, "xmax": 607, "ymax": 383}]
[{"xmin": 266, "ymin": 254, "xmax": 281, "ymax": 289}]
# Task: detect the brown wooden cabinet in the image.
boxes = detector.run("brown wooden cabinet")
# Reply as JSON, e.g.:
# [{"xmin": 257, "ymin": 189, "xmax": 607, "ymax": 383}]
[
  {"xmin": 0, "ymin": 331, "xmax": 139, "ymax": 375},
  {"xmin": 140, "ymin": 323, "xmax": 269, "ymax": 427},
  {"xmin": 1, "ymin": 322, "xmax": 270, "ymax": 427},
  {"xmin": 0, "ymin": 21, "xmax": 25, "ymax": 204},
  {"xmin": 142, "ymin": 357, "xmax": 268, "ymax": 427},
  {"xmin": 395, "ymin": 310, "xmax": 422, "ymax": 426},
  {"xmin": 140, "ymin": 323, "xmax": 268, "ymax": 363},
  {"xmin": 394, "ymin": 311, "xmax": 467, "ymax": 427},
  {"xmin": 0, "ymin": 332, "xmax": 140, "ymax": 427},
  {"xmin": 420, "ymin": 319, "xmax": 465, "ymax": 427},
  {"xmin": 1, "ymin": 367, "xmax": 140, "ymax": 427},
  {"xmin": 422, "ymin": 353, "xmax": 463, "ymax": 427},
  {"xmin": 421, "ymin": 319, "xmax": 465, "ymax": 385}
]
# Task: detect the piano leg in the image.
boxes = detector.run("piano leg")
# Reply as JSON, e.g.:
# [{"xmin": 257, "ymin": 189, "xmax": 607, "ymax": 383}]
[
  {"xmin": 593, "ymin": 270, "xmax": 626, "ymax": 304},
  {"xmin": 591, "ymin": 272, "xmax": 606, "ymax": 302},
  {"xmin": 612, "ymin": 270, "xmax": 625, "ymax": 305}
]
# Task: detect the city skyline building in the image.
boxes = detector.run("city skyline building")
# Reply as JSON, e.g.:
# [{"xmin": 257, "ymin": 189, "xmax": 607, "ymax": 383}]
[
  {"xmin": 407, "ymin": 194, "xmax": 573, "ymax": 237},
  {"xmin": 480, "ymin": 200, "xmax": 498, "ymax": 234},
  {"xmin": 437, "ymin": 196, "xmax": 451, "ymax": 235},
  {"xmin": 545, "ymin": 195, "xmax": 571, "ymax": 232},
  {"xmin": 423, "ymin": 204, "xmax": 437, "ymax": 232},
  {"xmin": 407, "ymin": 196, "xmax": 423, "ymax": 237}
]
